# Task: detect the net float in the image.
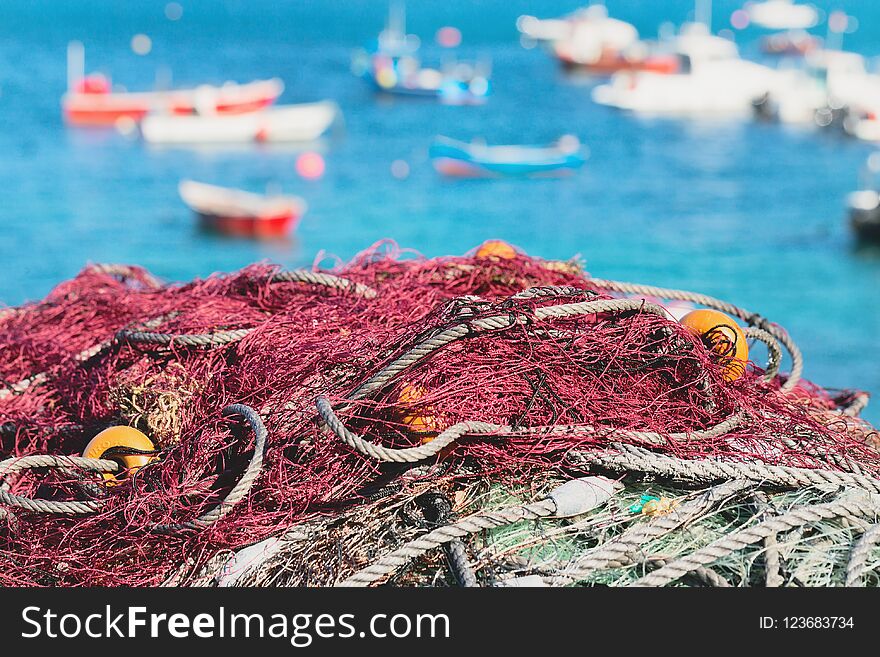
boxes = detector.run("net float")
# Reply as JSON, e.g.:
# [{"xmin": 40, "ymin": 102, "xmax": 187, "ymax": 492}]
[
  {"xmin": 398, "ymin": 383, "xmax": 444, "ymax": 444},
  {"xmin": 679, "ymin": 309, "xmax": 748, "ymax": 382},
  {"xmin": 475, "ymin": 240, "xmax": 518, "ymax": 259},
  {"xmin": 82, "ymin": 426, "xmax": 157, "ymax": 482}
]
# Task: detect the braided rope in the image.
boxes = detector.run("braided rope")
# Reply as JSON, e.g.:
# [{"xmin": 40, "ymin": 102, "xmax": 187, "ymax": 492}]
[
  {"xmin": 270, "ymin": 270, "xmax": 377, "ymax": 298},
  {"xmin": 0, "ymin": 315, "xmax": 170, "ymax": 401},
  {"xmin": 117, "ymin": 328, "xmax": 251, "ymax": 348},
  {"xmin": 845, "ymin": 524, "xmax": 880, "ymax": 586},
  {"xmin": 0, "ymin": 270, "xmax": 373, "ymax": 400},
  {"xmin": 548, "ymin": 480, "xmax": 752, "ymax": 585},
  {"xmin": 321, "ymin": 395, "xmax": 745, "ymax": 463},
  {"xmin": 587, "ymin": 278, "xmax": 803, "ymax": 390},
  {"xmin": 350, "ymin": 298, "xmax": 672, "ymax": 401},
  {"xmin": 751, "ymin": 492, "xmax": 784, "ymax": 587},
  {"xmin": 0, "ymin": 455, "xmax": 119, "ymax": 515},
  {"xmin": 631, "ymin": 494, "xmax": 880, "ymax": 587},
  {"xmin": 152, "ymin": 404, "xmax": 267, "ymax": 533},
  {"xmin": 338, "ymin": 498, "xmax": 558, "ymax": 587},
  {"xmin": 743, "ymin": 327, "xmax": 782, "ymax": 382},
  {"xmin": 842, "ymin": 393, "xmax": 870, "ymax": 418},
  {"xmin": 647, "ymin": 555, "xmax": 732, "ymax": 587},
  {"xmin": 573, "ymin": 443, "xmax": 880, "ymax": 494}
]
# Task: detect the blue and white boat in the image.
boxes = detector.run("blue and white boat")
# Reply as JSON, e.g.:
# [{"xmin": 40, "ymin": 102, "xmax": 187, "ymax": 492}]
[
  {"xmin": 429, "ymin": 136, "xmax": 586, "ymax": 177},
  {"xmin": 352, "ymin": 3, "xmax": 491, "ymax": 104}
]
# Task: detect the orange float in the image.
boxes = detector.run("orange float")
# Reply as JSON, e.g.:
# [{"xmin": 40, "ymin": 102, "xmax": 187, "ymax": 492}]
[
  {"xmin": 679, "ymin": 309, "xmax": 749, "ymax": 382},
  {"xmin": 475, "ymin": 240, "xmax": 518, "ymax": 259},
  {"xmin": 83, "ymin": 426, "xmax": 156, "ymax": 482},
  {"xmin": 398, "ymin": 383, "xmax": 443, "ymax": 444}
]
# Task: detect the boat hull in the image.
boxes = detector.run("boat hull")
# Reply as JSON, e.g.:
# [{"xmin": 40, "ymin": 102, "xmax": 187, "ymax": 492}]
[
  {"xmin": 850, "ymin": 207, "xmax": 880, "ymax": 244},
  {"xmin": 197, "ymin": 211, "xmax": 299, "ymax": 239},
  {"xmin": 429, "ymin": 138, "xmax": 585, "ymax": 178},
  {"xmin": 557, "ymin": 51, "xmax": 679, "ymax": 75},
  {"xmin": 142, "ymin": 101, "xmax": 339, "ymax": 144}
]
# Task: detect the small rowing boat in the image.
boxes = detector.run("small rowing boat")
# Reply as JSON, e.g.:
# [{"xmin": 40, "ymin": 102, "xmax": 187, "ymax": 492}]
[
  {"xmin": 178, "ymin": 180, "xmax": 306, "ymax": 239},
  {"xmin": 141, "ymin": 101, "xmax": 340, "ymax": 145},
  {"xmin": 429, "ymin": 136, "xmax": 585, "ymax": 178}
]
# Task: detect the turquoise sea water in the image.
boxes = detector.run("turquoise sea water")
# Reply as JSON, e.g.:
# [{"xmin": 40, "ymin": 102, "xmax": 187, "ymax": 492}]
[{"xmin": 0, "ymin": 0, "xmax": 878, "ymax": 422}]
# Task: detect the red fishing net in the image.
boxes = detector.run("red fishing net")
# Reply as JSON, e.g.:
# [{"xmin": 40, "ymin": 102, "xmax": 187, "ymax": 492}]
[{"xmin": 0, "ymin": 240, "xmax": 875, "ymax": 586}]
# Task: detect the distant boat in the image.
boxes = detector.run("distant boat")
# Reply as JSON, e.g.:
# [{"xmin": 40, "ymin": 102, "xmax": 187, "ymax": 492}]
[
  {"xmin": 745, "ymin": 0, "xmax": 818, "ymax": 31},
  {"xmin": 546, "ymin": 5, "xmax": 678, "ymax": 75},
  {"xmin": 179, "ymin": 180, "xmax": 306, "ymax": 239},
  {"xmin": 752, "ymin": 50, "xmax": 878, "ymax": 126},
  {"xmin": 62, "ymin": 42, "xmax": 282, "ymax": 126},
  {"xmin": 429, "ymin": 136, "xmax": 585, "ymax": 177},
  {"xmin": 760, "ymin": 30, "xmax": 820, "ymax": 56},
  {"xmin": 847, "ymin": 190, "xmax": 880, "ymax": 244},
  {"xmin": 847, "ymin": 155, "xmax": 880, "ymax": 244},
  {"xmin": 592, "ymin": 23, "xmax": 784, "ymax": 116},
  {"xmin": 141, "ymin": 101, "xmax": 340, "ymax": 144},
  {"xmin": 352, "ymin": 3, "xmax": 490, "ymax": 104}
]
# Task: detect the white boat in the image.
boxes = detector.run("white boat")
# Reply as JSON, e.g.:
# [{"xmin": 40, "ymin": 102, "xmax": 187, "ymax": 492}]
[
  {"xmin": 178, "ymin": 180, "xmax": 306, "ymax": 239},
  {"xmin": 591, "ymin": 23, "xmax": 783, "ymax": 116},
  {"xmin": 753, "ymin": 50, "xmax": 880, "ymax": 125},
  {"xmin": 516, "ymin": 4, "xmax": 635, "ymax": 46},
  {"xmin": 141, "ymin": 101, "xmax": 340, "ymax": 144},
  {"xmin": 746, "ymin": 0, "xmax": 818, "ymax": 31}
]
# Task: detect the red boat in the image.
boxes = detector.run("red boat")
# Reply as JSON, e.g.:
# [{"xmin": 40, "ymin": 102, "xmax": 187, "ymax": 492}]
[
  {"xmin": 760, "ymin": 31, "xmax": 821, "ymax": 56},
  {"xmin": 554, "ymin": 44, "xmax": 679, "ymax": 75},
  {"xmin": 179, "ymin": 180, "xmax": 306, "ymax": 240},
  {"xmin": 62, "ymin": 42, "xmax": 283, "ymax": 126}
]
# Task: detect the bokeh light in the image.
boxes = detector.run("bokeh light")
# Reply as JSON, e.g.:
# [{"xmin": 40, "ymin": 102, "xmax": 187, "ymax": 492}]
[
  {"xmin": 295, "ymin": 152, "xmax": 326, "ymax": 180},
  {"xmin": 165, "ymin": 2, "xmax": 183, "ymax": 21},
  {"xmin": 730, "ymin": 9, "xmax": 750, "ymax": 30},
  {"xmin": 436, "ymin": 26, "xmax": 462, "ymax": 48},
  {"xmin": 390, "ymin": 159, "xmax": 410, "ymax": 180},
  {"xmin": 131, "ymin": 34, "xmax": 152, "ymax": 55}
]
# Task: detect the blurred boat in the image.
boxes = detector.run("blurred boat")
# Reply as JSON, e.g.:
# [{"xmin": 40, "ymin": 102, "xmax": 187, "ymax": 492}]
[
  {"xmin": 592, "ymin": 23, "xmax": 783, "ymax": 116},
  {"xmin": 753, "ymin": 50, "xmax": 880, "ymax": 126},
  {"xmin": 141, "ymin": 101, "xmax": 340, "ymax": 144},
  {"xmin": 746, "ymin": 0, "xmax": 818, "ymax": 31},
  {"xmin": 847, "ymin": 189, "xmax": 880, "ymax": 243},
  {"xmin": 352, "ymin": 5, "xmax": 490, "ymax": 104},
  {"xmin": 760, "ymin": 30, "xmax": 821, "ymax": 56},
  {"xmin": 550, "ymin": 6, "xmax": 678, "ymax": 75},
  {"xmin": 179, "ymin": 180, "xmax": 306, "ymax": 239},
  {"xmin": 517, "ymin": 4, "xmax": 677, "ymax": 75},
  {"xmin": 429, "ymin": 136, "xmax": 585, "ymax": 177},
  {"xmin": 846, "ymin": 154, "xmax": 880, "ymax": 244},
  {"xmin": 62, "ymin": 42, "xmax": 282, "ymax": 126}
]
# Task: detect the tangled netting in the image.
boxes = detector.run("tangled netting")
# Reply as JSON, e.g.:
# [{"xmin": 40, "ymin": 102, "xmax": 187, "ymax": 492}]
[{"xmin": 0, "ymin": 241, "xmax": 877, "ymax": 587}]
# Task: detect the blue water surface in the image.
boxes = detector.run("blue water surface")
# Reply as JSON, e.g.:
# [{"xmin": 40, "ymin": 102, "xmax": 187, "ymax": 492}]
[{"xmin": 0, "ymin": 0, "xmax": 878, "ymax": 422}]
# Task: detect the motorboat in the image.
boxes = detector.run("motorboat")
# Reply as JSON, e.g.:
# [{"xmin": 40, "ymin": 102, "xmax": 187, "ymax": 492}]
[
  {"xmin": 429, "ymin": 135, "xmax": 585, "ymax": 177},
  {"xmin": 592, "ymin": 23, "xmax": 784, "ymax": 116},
  {"xmin": 518, "ymin": 4, "xmax": 677, "ymax": 75},
  {"xmin": 141, "ymin": 101, "xmax": 340, "ymax": 144},
  {"xmin": 753, "ymin": 50, "xmax": 880, "ymax": 126},
  {"xmin": 551, "ymin": 6, "xmax": 678, "ymax": 74},
  {"xmin": 178, "ymin": 180, "xmax": 306, "ymax": 239}
]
